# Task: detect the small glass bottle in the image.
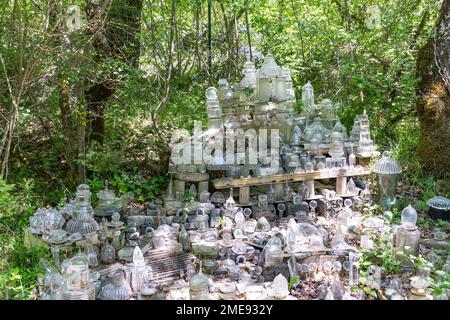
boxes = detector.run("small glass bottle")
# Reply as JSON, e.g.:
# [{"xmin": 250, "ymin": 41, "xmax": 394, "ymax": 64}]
[
  {"xmin": 179, "ymin": 225, "xmax": 191, "ymax": 252},
  {"xmin": 111, "ymin": 230, "xmax": 122, "ymax": 253}
]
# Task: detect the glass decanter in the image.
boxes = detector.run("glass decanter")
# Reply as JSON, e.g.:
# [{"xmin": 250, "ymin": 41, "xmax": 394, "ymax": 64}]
[{"xmin": 65, "ymin": 184, "xmax": 99, "ymax": 236}]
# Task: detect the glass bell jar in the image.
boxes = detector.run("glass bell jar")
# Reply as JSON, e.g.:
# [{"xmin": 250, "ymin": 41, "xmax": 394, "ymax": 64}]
[
  {"xmin": 255, "ymin": 217, "xmax": 271, "ymax": 232},
  {"xmin": 301, "ymin": 81, "xmax": 315, "ymax": 114},
  {"xmin": 426, "ymin": 196, "xmax": 450, "ymax": 221},
  {"xmin": 65, "ymin": 184, "xmax": 99, "ymax": 236},
  {"xmin": 189, "ymin": 261, "xmax": 210, "ymax": 300},
  {"xmin": 97, "ymin": 270, "xmax": 133, "ymax": 300},
  {"xmin": 270, "ymin": 274, "xmax": 295, "ymax": 300},
  {"xmin": 373, "ymin": 151, "xmax": 402, "ymax": 212}
]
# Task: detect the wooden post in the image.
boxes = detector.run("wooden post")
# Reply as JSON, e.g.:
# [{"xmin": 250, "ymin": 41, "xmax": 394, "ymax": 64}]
[
  {"xmin": 336, "ymin": 176, "xmax": 347, "ymax": 195},
  {"xmin": 198, "ymin": 180, "xmax": 209, "ymax": 195},
  {"xmin": 273, "ymin": 182, "xmax": 283, "ymax": 201},
  {"xmin": 239, "ymin": 186, "xmax": 250, "ymax": 204},
  {"xmin": 305, "ymin": 180, "xmax": 315, "ymax": 198},
  {"xmin": 174, "ymin": 179, "xmax": 185, "ymax": 198}
]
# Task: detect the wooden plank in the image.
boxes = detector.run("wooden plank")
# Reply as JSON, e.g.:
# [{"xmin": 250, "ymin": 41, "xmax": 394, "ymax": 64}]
[{"xmin": 213, "ymin": 168, "xmax": 370, "ymax": 189}]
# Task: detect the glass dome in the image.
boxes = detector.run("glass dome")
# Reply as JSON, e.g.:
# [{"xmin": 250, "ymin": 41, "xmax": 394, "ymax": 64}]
[
  {"xmin": 205, "ymin": 87, "xmax": 218, "ymax": 101},
  {"xmin": 98, "ymin": 270, "xmax": 133, "ymax": 300},
  {"xmin": 258, "ymin": 53, "xmax": 281, "ymax": 77},
  {"xmin": 272, "ymin": 274, "xmax": 289, "ymax": 299},
  {"xmin": 255, "ymin": 217, "xmax": 271, "ymax": 232},
  {"xmin": 95, "ymin": 181, "xmax": 122, "ymax": 217},
  {"xmin": 426, "ymin": 196, "xmax": 450, "ymax": 210},
  {"xmin": 401, "ymin": 205, "xmax": 417, "ymax": 228},
  {"xmin": 374, "ymin": 151, "xmax": 401, "ymax": 175},
  {"xmin": 210, "ymin": 191, "xmax": 225, "ymax": 203}
]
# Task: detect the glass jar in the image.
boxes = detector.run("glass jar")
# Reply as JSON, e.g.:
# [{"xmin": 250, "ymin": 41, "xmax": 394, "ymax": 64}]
[
  {"xmin": 152, "ymin": 229, "xmax": 166, "ymax": 250},
  {"xmin": 101, "ymin": 244, "xmax": 116, "ymax": 264},
  {"xmin": 258, "ymin": 194, "xmax": 268, "ymax": 209},
  {"xmin": 373, "ymin": 151, "xmax": 402, "ymax": 212},
  {"xmin": 396, "ymin": 226, "xmax": 420, "ymax": 256},
  {"xmin": 61, "ymin": 253, "xmax": 90, "ymax": 292},
  {"xmin": 264, "ymin": 238, "xmax": 284, "ymax": 267}
]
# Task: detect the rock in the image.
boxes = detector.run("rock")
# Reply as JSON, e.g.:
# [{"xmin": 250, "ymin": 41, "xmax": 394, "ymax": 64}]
[{"xmin": 420, "ymin": 238, "xmax": 449, "ymax": 250}]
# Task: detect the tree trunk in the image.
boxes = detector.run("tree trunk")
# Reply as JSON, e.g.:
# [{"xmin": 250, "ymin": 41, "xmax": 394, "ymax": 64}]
[
  {"xmin": 85, "ymin": 0, "xmax": 143, "ymax": 144},
  {"xmin": 416, "ymin": 0, "xmax": 450, "ymax": 177}
]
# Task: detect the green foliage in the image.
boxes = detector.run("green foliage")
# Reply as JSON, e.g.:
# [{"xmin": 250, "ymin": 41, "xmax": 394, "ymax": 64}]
[
  {"xmin": 89, "ymin": 173, "xmax": 168, "ymax": 203},
  {"xmin": 0, "ymin": 0, "xmax": 447, "ymax": 300},
  {"xmin": 357, "ymin": 229, "xmax": 401, "ymax": 275},
  {"xmin": 289, "ymin": 275, "xmax": 300, "ymax": 290}
]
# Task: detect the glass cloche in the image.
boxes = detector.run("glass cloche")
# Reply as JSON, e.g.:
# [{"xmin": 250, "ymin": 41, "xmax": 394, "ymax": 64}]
[
  {"xmin": 189, "ymin": 261, "xmax": 210, "ymax": 300},
  {"xmin": 374, "ymin": 151, "xmax": 402, "ymax": 175},
  {"xmin": 401, "ymin": 205, "xmax": 417, "ymax": 229},
  {"xmin": 426, "ymin": 196, "xmax": 450, "ymax": 210},
  {"xmin": 272, "ymin": 274, "xmax": 289, "ymax": 299}
]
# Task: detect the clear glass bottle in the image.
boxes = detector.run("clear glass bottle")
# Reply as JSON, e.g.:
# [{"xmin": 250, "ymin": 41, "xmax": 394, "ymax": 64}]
[
  {"xmin": 85, "ymin": 241, "xmax": 99, "ymax": 268},
  {"xmin": 283, "ymin": 182, "xmax": 293, "ymax": 201},
  {"xmin": 298, "ymin": 181, "xmax": 309, "ymax": 200}
]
